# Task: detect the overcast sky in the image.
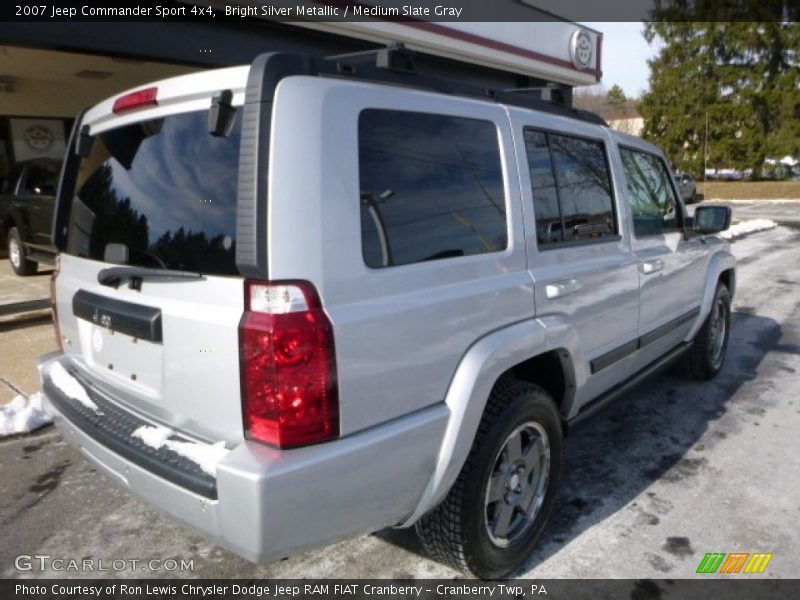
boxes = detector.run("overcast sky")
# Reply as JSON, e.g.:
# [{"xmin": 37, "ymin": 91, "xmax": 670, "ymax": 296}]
[{"xmin": 582, "ymin": 22, "xmax": 664, "ymax": 98}]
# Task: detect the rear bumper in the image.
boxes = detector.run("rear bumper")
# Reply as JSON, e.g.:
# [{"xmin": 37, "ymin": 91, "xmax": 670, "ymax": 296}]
[{"xmin": 37, "ymin": 352, "xmax": 448, "ymax": 562}]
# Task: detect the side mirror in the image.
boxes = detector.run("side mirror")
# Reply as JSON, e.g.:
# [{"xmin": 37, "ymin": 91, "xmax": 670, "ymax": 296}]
[{"xmin": 693, "ymin": 205, "xmax": 732, "ymax": 235}]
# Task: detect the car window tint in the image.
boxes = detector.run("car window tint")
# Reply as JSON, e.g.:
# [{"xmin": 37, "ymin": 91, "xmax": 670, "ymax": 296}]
[
  {"xmin": 22, "ymin": 163, "xmax": 59, "ymax": 195},
  {"xmin": 523, "ymin": 130, "xmax": 561, "ymax": 245},
  {"xmin": 359, "ymin": 109, "xmax": 507, "ymax": 268},
  {"xmin": 524, "ymin": 129, "xmax": 617, "ymax": 246},
  {"xmin": 620, "ymin": 147, "xmax": 680, "ymax": 237}
]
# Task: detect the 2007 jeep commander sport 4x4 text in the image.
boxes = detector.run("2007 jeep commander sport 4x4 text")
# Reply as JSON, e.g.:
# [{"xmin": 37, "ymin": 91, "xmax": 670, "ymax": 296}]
[{"xmin": 38, "ymin": 48, "xmax": 734, "ymax": 578}]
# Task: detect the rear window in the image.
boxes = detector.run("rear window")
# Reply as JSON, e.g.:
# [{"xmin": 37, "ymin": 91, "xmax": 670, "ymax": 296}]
[{"xmin": 67, "ymin": 109, "xmax": 241, "ymax": 275}]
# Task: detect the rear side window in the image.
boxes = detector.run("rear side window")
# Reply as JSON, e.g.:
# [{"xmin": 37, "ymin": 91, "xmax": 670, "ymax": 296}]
[
  {"xmin": 619, "ymin": 147, "xmax": 680, "ymax": 237},
  {"xmin": 359, "ymin": 109, "xmax": 507, "ymax": 269},
  {"xmin": 523, "ymin": 129, "xmax": 617, "ymax": 246},
  {"xmin": 67, "ymin": 109, "xmax": 241, "ymax": 275}
]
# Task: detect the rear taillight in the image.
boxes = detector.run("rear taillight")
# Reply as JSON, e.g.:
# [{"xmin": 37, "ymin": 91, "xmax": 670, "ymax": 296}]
[
  {"xmin": 239, "ymin": 280, "xmax": 339, "ymax": 448},
  {"xmin": 112, "ymin": 87, "xmax": 158, "ymax": 114},
  {"xmin": 50, "ymin": 254, "xmax": 62, "ymax": 351}
]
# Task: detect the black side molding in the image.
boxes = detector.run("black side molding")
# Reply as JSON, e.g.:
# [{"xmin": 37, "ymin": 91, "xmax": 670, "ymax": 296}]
[
  {"xmin": 639, "ymin": 308, "xmax": 700, "ymax": 348},
  {"xmin": 72, "ymin": 290, "xmax": 162, "ymax": 343},
  {"xmin": 571, "ymin": 342, "xmax": 692, "ymax": 428},
  {"xmin": 591, "ymin": 307, "xmax": 701, "ymax": 374}
]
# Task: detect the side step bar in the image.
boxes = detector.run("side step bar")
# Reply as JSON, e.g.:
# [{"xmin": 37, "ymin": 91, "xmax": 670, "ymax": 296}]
[{"xmin": 568, "ymin": 342, "xmax": 691, "ymax": 428}]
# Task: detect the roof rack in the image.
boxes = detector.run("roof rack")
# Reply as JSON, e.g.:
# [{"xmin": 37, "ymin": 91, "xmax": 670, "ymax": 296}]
[
  {"xmin": 234, "ymin": 47, "xmax": 606, "ymax": 277},
  {"xmin": 317, "ymin": 44, "xmax": 607, "ymax": 126}
]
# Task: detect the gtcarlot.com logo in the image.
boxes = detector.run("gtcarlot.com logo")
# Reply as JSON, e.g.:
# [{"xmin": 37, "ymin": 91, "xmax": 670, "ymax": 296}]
[
  {"xmin": 14, "ymin": 554, "xmax": 194, "ymax": 572},
  {"xmin": 696, "ymin": 552, "xmax": 773, "ymax": 574}
]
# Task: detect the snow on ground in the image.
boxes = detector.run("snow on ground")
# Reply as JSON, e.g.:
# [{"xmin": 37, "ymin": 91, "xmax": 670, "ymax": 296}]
[
  {"xmin": 0, "ymin": 392, "xmax": 52, "ymax": 437},
  {"xmin": 721, "ymin": 218, "xmax": 778, "ymax": 240},
  {"xmin": 132, "ymin": 425, "xmax": 229, "ymax": 476},
  {"xmin": 48, "ymin": 362, "xmax": 100, "ymax": 413}
]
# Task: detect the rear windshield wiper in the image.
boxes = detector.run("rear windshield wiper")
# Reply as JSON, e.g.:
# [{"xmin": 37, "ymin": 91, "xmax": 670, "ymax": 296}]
[{"xmin": 98, "ymin": 267, "xmax": 203, "ymax": 291}]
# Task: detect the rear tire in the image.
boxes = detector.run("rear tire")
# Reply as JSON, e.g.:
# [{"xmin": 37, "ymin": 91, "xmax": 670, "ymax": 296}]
[
  {"xmin": 7, "ymin": 227, "xmax": 37, "ymax": 276},
  {"xmin": 415, "ymin": 378, "xmax": 563, "ymax": 578},
  {"xmin": 675, "ymin": 283, "xmax": 731, "ymax": 380}
]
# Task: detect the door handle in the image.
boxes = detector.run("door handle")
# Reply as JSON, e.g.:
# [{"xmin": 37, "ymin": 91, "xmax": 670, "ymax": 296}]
[
  {"xmin": 545, "ymin": 278, "xmax": 581, "ymax": 299},
  {"xmin": 640, "ymin": 259, "xmax": 664, "ymax": 275}
]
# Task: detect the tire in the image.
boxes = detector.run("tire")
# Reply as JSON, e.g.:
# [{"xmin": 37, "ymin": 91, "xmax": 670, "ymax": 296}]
[
  {"xmin": 676, "ymin": 283, "xmax": 731, "ymax": 380},
  {"xmin": 7, "ymin": 227, "xmax": 37, "ymax": 276},
  {"xmin": 415, "ymin": 378, "xmax": 563, "ymax": 578}
]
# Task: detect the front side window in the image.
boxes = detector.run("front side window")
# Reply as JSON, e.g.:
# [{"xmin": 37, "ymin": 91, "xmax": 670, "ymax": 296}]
[
  {"xmin": 358, "ymin": 109, "xmax": 507, "ymax": 268},
  {"xmin": 620, "ymin": 147, "xmax": 680, "ymax": 237},
  {"xmin": 524, "ymin": 129, "xmax": 617, "ymax": 246}
]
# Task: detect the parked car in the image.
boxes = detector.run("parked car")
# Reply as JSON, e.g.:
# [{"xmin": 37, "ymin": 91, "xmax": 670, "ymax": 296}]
[
  {"xmin": 0, "ymin": 158, "xmax": 60, "ymax": 275},
  {"xmin": 37, "ymin": 50, "xmax": 735, "ymax": 579},
  {"xmin": 676, "ymin": 172, "xmax": 698, "ymax": 203}
]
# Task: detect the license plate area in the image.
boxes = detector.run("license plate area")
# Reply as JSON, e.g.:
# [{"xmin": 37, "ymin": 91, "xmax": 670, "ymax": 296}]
[{"xmin": 72, "ymin": 290, "xmax": 164, "ymax": 395}]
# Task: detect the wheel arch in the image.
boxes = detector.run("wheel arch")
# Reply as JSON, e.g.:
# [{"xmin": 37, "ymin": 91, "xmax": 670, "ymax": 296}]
[
  {"xmin": 685, "ymin": 248, "xmax": 736, "ymax": 341},
  {"xmin": 400, "ymin": 318, "xmax": 576, "ymax": 526}
]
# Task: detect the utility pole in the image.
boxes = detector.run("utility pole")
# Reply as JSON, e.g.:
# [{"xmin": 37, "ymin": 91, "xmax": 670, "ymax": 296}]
[{"xmin": 704, "ymin": 111, "xmax": 709, "ymax": 183}]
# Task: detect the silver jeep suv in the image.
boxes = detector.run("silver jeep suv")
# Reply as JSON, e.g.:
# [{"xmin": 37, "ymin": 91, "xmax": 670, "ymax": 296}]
[{"xmin": 38, "ymin": 50, "xmax": 734, "ymax": 578}]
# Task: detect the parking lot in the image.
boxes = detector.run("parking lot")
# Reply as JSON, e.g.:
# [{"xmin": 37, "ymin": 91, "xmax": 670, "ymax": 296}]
[{"xmin": 1, "ymin": 206, "xmax": 798, "ymax": 579}]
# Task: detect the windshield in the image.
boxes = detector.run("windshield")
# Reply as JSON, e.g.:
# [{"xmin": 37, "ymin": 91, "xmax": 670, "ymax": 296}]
[{"xmin": 66, "ymin": 109, "xmax": 241, "ymax": 276}]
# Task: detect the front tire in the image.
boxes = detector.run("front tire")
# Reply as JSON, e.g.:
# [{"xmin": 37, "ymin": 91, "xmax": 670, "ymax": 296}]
[
  {"xmin": 415, "ymin": 378, "xmax": 563, "ymax": 578},
  {"xmin": 7, "ymin": 227, "xmax": 37, "ymax": 276},
  {"xmin": 676, "ymin": 282, "xmax": 731, "ymax": 380}
]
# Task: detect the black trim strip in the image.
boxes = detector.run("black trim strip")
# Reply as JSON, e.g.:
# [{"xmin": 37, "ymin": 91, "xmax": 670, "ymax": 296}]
[
  {"xmin": 639, "ymin": 308, "xmax": 701, "ymax": 349},
  {"xmin": 571, "ymin": 342, "xmax": 692, "ymax": 428},
  {"xmin": 72, "ymin": 290, "xmax": 162, "ymax": 343},
  {"xmin": 590, "ymin": 339, "xmax": 638, "ymax": 373},
  {"xmin": 45, "ymin": 367, "xmax": 217, "ymax": 499},
  {"xmin": 590, "ymin": 307, "xmax": 701, "ymax": 374}
]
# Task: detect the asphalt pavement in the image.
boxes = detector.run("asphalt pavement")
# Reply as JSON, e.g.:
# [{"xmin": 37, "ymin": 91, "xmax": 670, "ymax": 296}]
[{"xmin": 1, "ymin": 222, "xmax": 798, "ymax": 579}]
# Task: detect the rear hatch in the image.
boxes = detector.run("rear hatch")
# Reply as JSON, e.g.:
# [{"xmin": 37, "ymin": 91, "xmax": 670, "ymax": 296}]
[{"xmin": 54, "ymin": 68, "xmax": 249, "ymax": 445}]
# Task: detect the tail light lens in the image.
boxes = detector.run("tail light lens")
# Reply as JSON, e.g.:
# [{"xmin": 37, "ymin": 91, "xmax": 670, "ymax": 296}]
[
  {"xmin": 112, "ymin": 87, "xmax": 158, "ymax": 114},
  {"xmin": 239, "ymin": 280, "xmax": 339, "ymax": 448},
  {"xmin": 50, "ymin": 254, "xmax": 63, "ymax": 351}
]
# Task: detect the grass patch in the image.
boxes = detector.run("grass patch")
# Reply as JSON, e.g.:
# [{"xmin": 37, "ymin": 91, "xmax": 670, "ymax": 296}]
[{"xmin": 698, "ymin": 180, "xmax": 800, "ymax": 200}]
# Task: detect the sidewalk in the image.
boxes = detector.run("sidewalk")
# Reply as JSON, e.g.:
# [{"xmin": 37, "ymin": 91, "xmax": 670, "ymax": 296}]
[
  {"xmin": 0, "ymin": 260, "xmax": 52, "ymax": 306},
  {"xmin": 0, "ymin": 261, "xmax": 55, "ymax": 405}
]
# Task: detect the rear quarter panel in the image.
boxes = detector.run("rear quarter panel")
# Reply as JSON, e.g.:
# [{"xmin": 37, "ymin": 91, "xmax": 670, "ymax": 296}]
[{"xmin": 267, "ymin": 76, "xmax": 535, "ymax": 435}]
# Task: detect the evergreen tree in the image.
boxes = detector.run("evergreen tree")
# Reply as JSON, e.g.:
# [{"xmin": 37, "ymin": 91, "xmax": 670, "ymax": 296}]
[
  {"xmin": 606, "ymin": 84, "xmax": 628, "ymax": 116},
  {"xmin": 640, "ymin": 19, "xmax": 799, "ymax": 177}
]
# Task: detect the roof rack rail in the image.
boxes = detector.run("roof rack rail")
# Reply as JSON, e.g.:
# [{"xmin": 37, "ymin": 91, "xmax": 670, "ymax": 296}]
[
  {"xmin": 235, "ymin": 49, "xmax": 607, "ymax": 277},
  {"xmin": 326, "ymin": 42, "xmax": 417, "ymax": 74},
  {"xmin": 320, "ymin": 44, "xmax": 606, "ymax": 126}
]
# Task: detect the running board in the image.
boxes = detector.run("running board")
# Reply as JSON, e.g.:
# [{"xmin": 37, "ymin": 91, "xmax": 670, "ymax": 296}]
[
  {"xmin": 568, "ymin": 342, "xmax": 692, "ymax": 428},
  {"xmin": 27, "ymin": 251, "xmax": 56, "ymax": 265}
]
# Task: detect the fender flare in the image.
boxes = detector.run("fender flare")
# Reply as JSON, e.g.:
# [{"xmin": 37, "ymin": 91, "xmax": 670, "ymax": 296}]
[
  {"xmin": 685, "ymin": 247, "xmax": 736, "ymax": 341},
  {"xmin": 401, "ymin": 318, "xmax": 569, "ymax": 526}
]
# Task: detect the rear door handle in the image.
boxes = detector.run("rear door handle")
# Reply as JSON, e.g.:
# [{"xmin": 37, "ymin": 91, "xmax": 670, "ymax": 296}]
[
  {"xmin": 640, "ymin": 259, "xmax": 664, "ymax": 275},
  {"xmin": 545, "ymin": 278, "xmax": 581, "ymax": 299}
]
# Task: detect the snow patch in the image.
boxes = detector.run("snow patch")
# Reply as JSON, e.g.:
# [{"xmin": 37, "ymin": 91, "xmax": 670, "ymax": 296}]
[
  {"xmin": 48, "ymin": 362, "xmax": 100, "ymax": 413},
  {"xmin": 0, "ymin": 392, "xmax": 52, "ymax": 437},
  {"xmin": 720, "ymin": 218, "xmax": 778, "ymax": 240},
  {"xmin": 131, "ymin": 424, "xmax": 172, "ymax": 447},
  {"xmin": 131, "ymin": 425, "xmax": 229, "ymax": 477}
]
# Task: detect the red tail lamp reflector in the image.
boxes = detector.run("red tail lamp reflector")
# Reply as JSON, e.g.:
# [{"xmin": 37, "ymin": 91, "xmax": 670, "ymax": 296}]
[
  {"xmin": 112, "ymin": 87, "xmax": 158, "ymax": 114},
  {"xmin": 239, "ymin": 281, "xmax": 339, "ymax": 448}
]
